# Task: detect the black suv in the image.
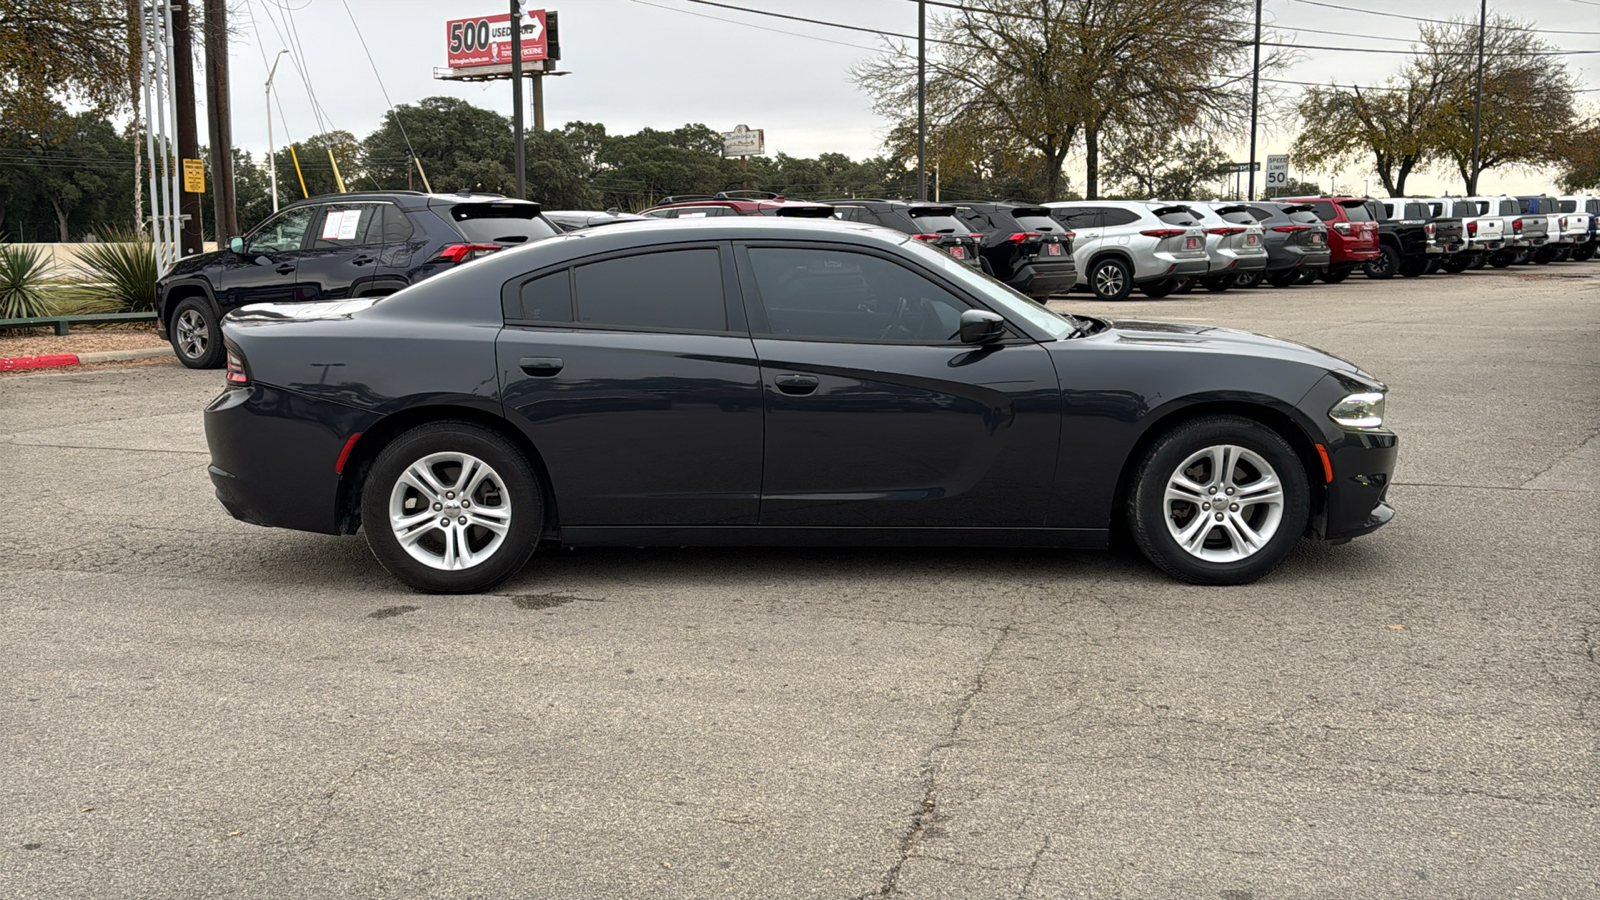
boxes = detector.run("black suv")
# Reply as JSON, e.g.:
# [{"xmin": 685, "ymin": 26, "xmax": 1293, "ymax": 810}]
[
  {"xmin": 952, "ymin": 202, "xmax": 1077, "ymax": 298},
  {"xmin": 157, "ymin": 191, "xmax": 560, "ymax": 368},
  {"xmin": 821, "ymin": 199, "xmax": 983, "ymax": 268}
]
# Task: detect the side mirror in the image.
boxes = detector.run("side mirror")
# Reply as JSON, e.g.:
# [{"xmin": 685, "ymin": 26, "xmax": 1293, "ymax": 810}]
[
  {"xmin": 958, "ymin": 309, "xmax": 1006, "ymax": 345},
  {"xmin": 229, "ymin": 236, "xmax": 245, "ymax": 254}
]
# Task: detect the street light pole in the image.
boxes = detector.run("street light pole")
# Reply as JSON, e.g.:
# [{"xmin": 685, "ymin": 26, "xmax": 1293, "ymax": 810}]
[
  {"xmin": 1247, "ymin": 0, "xmax": 1262, "ymax": 201},
  {"xmin": 265, "ymin": 50, "xmax": 287, "ymax": 213},
  {"xmin": 1470, "ymin": 0, "xmax": 1487, "ymax": 195},
  {"xmin": 916, "ymin": 0, "xmax": 926, "ymax": 202}
]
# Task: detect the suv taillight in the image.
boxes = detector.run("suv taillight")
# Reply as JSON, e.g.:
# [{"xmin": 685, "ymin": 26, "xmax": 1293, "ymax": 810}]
[
  {"xmin": 1139, "ymin": 228, "xmax": 1186, "ymax": 239},
  {"xmin": 225, "ymin": 342, "xmax": 249, "ymax": 386},
  {"xmin": 1006, "ymin": 232, "xmax": 1042, "ymax": 242},
  {"xmin": 1332, "ymin": 223, "xmax": 1351, "ymax": 234},
  {"xmin": 1206, "ymin": 227, "xmax": 1246, "ymax": 236},
  {"xmin": 1271, "ymin": 225, "xmax": 1310, "ymax": 232},
  {"xmin": 434, "ymin": 243, "xmax": 502, "ymax": 264},
  {"xmin": 911, "ymin": 234, "xmax": 944, "ymax": 242}
]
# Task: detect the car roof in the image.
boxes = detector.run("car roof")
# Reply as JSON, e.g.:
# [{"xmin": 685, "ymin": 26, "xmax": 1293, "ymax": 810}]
[{"xmin": 280, "ymin": 191, "xmax": 541, "ymax": 212}]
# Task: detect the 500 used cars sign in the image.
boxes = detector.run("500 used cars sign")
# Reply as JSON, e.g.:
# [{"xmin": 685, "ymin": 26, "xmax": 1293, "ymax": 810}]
[{"xmin": 445, "ymin": 9, "xmax": 550, "ymax": 68}]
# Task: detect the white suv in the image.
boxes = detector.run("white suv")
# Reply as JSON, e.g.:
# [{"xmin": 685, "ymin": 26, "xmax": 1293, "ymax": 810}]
[{"xmin": 1043, "ymin": 201, "xmax": 1209, "ymax": 300}]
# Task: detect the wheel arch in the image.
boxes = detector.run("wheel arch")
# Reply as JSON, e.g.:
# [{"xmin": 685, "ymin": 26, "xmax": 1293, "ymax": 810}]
[
  {"xmin": 1085, "ymin": 248, "xmax": 1135, "ymax": 272},
  {"xmin": 335, "ymin": 404, "xmax": 561, "ymax": 538},
  {"xmin": 1109, "ymin": 399, "xmax": 1328, "ymax": 540},
  {"xmin": 161, "ymin": 280, "xmax": 216, "ymax": 330}
]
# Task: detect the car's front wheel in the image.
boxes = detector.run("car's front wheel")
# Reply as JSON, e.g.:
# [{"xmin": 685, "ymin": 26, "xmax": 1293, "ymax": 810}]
[
  {"xmin": 1320, "ymin": 266, "xmax": 1350, "ymax": 284},
  {"xmin": 1127, "ymin": 416, "xmax": 1310, "ymax": 585},
  {"xmin": 170, "ymin": 297, "xmax": 224, "ymax": 369},
  {"xmin": 1088, "ymin": 257, "xmax": 1133, "ymax": 300},
  {"xmin": 362, "ymin": 422, "xmax": 543, "ymax": 593}
]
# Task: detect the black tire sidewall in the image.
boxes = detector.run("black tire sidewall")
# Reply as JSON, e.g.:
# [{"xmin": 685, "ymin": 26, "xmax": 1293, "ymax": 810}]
[
  {"xmin": 1127, "ymin": 416, "xmax": 1311, "ymax": 585},
  {"xmin": 171, "ymin": 298, "xmax": 224, "ymax": 369},
  {"xmin": 1364, "ymin": 245, "xmax": 1397, "ymax": 279},
  {"xmin": 361, "ymin": 422, "xmax": 543, "ymax": 593}
]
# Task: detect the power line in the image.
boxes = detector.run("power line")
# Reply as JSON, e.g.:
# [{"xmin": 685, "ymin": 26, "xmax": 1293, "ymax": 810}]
[
  {"xmin": 1289, "ymin": 0, "xmax": 1600, "ymax": 36},
  {"xmin": 339, "ymin": 0, "xmax": 422, "ymax": 166},
  {"xmin": 626, "ymin": 0, "xmax": 882, "ymax": 51}
]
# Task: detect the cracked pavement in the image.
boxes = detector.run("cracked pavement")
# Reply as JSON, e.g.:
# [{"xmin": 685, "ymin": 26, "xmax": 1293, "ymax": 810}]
[{"xmin": 1, "ymin": 267, "xmax": 1596, "ymax": 898}]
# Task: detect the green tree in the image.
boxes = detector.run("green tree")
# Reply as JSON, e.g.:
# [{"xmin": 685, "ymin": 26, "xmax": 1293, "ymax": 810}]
[
  {"xmin": 590, "ymin": 124, "xmax": 741, "ymax": 210},
  {"xmin": 0, "ymin": 0, "xmax": 131, "ymax": 128},
  {"xmin": 1554, "ymin": 114, "xmax": 1600, "ymax": 193},
  {"xmin": 0, "ymin": 103, "xmax": 134, "ymax": 240},
  {"xmin": 1101, "ymin": 131, "xmax": 1228, "ymax": 200},
  {"xmin": 1292, "ymin": 78, "xmax": 1443, "ymax": 198},
  {"xmin": 272, "ymin": 130, "xmax": 362, "ymax": 201},
  {"xmin": 361, "ymin": 96, "xmax": 513, "ymax": 195}
]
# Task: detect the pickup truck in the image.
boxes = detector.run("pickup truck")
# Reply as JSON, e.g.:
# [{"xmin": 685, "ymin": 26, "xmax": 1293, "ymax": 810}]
[
  {"xmin": 1378, "ymin": 198, "xmax": 1466, "ymax": 274},
  {"xmin": 1424, "ymin": 197, "xmax": 1507, "ymax": 272},
  {"xmin": 1557, "ymin": 195, "xmax": 1598, "ymax": 261},
  {"xmin": 1363, "ymin": 199, "xmax": 1443, "ymax": 278},
  {"xmin": 1516, "ymin": 196, "xmax": 1574, "ymax": 263},
  {"xmin": 1486, "ymin": 196, "xmax": 1551, "ymax": 265}
]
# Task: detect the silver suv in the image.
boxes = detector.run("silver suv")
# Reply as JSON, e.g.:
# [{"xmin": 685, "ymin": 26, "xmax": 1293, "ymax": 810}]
[
  {"xmin": 1171, "ymin": 201, "xmax": 1268, "ymax": 292},
  {"xmin": 1043, "ymin": 201, "xmax": 1209, "ymax": 299}
]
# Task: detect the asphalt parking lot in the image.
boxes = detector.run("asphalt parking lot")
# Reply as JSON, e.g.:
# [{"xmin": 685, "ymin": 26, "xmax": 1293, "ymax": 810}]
[{"xmin": 2, "ymin": 266, "xmax": 1596, "ymax": 898}]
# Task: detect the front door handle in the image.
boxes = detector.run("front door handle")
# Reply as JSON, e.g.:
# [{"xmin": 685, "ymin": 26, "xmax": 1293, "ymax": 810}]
[
  {"xmin": 774, "ymin": 373, "xmax": 819, "ymax": 395},
  {"xmin": 351, "ymin": 255, "xmax": 375, "ymax": 266},
  {"xmin": 519, "ymin": 357, "xmax": 564, "ymax": 376},
  {"xmin": 275, "ymin": 264, "xmax": 294, "ymax": 275}
]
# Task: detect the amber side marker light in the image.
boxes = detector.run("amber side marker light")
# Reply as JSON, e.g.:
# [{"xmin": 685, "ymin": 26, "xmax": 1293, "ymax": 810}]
[{"xmin": 1314, "ymin": 444, "xmax": 1334, "ymax": 484}]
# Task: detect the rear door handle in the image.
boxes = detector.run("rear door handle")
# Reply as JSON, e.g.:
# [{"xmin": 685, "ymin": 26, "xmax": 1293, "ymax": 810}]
[
  {"xmin": 519, "ymin": 357, "xmax": 564, "ymax": 376},
  {"xmin": 774, "ymin": 373, "xmax": 819, "ymax": 395},
  {"xmin": 351, "ymin": 255, "xmax": 375, "ymax": 266},
  {"xmin": 275, "ymin": 264, "xmax": 294, "ymax": 275}
]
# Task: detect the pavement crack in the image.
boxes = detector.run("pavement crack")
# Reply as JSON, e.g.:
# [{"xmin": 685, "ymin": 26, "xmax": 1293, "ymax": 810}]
[
  {"xmin": 297, "ymin": 757, "xmax": 373, "ymax": 851},
  {"xmin": 874, "ymin": 624, "xmax": 1012, "ymax": 897},
  {"xmin": 1517, "ymin": 425, "xmax": 1600, "ymax": 489},
  {"xmin": 1018, "ymin": 834, "xmax": 1051, "ymax": 899}
]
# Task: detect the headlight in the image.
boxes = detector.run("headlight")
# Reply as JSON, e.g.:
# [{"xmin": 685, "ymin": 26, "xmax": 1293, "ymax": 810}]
[{"xmin": 1329, "ymin": 392, "xmax": 1386, "ymax": 429}]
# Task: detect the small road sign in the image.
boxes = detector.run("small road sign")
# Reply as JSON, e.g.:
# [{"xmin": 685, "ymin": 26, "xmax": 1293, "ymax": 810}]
[{"xmin": 1265, "ymin": 154, "xmax": 1289, "ymax": 191}]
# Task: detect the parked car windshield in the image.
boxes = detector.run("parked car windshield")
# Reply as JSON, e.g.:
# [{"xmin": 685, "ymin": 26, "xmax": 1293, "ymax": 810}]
[
  {"xmin": 899, "ymin": 237, "xmax": 1080, "ymax": 339},
  {"xmin": 447, "ymin": 204, "xmax": 560, "ymax": 244},
  {"xmin": 1403, "ymin": 202, "xmax": 1431, "ymax": 219},
  {"xmin": 1499, "ymin": 200, "xmax": 1520, "ymax": 216},
  {"xmin": 906, "ymin": 212, "xmax": 967, "ymax": 234}
]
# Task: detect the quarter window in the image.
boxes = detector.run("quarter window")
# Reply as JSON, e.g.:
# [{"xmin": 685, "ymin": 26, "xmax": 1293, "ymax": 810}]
[
  {"xmin": 1307, "ymin": 201, "xmax": 1338, "ymax": 221},
  {"xmin": 747, "ymin": 247, "xmax": 968, "ymax": 343},
  {"xmin": 515, "ymin": 271, "xmax": 573, "ymax": 322},
  {"xmin": 573, "ymin": 248, "xmax": 726, "ymax": 332},
  {"xmin": 1101, "ymin": 208, "xmax": 1141, "ymax": 227}
]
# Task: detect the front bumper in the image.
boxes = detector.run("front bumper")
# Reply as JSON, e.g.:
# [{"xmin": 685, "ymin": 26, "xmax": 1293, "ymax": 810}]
[{"xmin": 1299, "ymin": 374, "xmax": 1399, "ymax": 543}]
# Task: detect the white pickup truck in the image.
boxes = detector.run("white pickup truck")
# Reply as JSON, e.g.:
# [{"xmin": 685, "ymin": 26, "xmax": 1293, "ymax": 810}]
[
  {"xmin": 1556, "ymin": 195, "xmax": 1597, "ymax": 261},
  {"xmin": 1481, "ymin": 195, "xmax": 1550, "ymax": 266},
  {"xmin": 1424, "ymin": 197, "xmax": 1507, "ymax": 272}
]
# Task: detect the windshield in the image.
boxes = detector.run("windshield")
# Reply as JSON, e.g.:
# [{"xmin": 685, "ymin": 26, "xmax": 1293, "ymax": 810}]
[
  {"xmin": 1559, "ymin": 200, "xmax": 1577, "ymax": 213},
  {"xmin": 900, "ymin": 237, "xmax": 1079, "ymax": 339},
  {"xmin": 1340, "ymin": 201, "xmax": 1372, "ymax": 221},
  {"xmin": 1013, "ymin": 214, "xmax": 1063, "ymax": 233},
  {"xmin": 1499, "ymin": 200, "xmax": 1519, "ymax": 216}
]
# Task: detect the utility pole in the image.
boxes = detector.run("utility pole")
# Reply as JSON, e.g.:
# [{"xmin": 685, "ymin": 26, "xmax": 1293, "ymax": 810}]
[
  {"xmin": 511, "ymin": 0, "xmax": 526, "ymax": 199},
  {"xmin": 1247, "ymin": 0, "xmax": 1262, "ymax": 201},
  {"xmin": 170, "ymin": 0, "xmax": 202, "ymax": 256},
  {"xmin": 204, "ymin": 0, "xmax": 238, "ymax": 240},
  {"xmin": 916, "ymin": 0, "xmax": 926, "ymax": 201},
  {"xmin": 265, "ymin": 50, "xmax": 287, "ymax": 213},
  {"xmin": 1470, "ymin": 0, "xmax": 1487, "ymax": 195}
]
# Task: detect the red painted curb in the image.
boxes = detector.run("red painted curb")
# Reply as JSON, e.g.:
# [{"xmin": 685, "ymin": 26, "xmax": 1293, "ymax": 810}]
[{"xmin": 0, "ymin": 353, "xmax": 81, "ymax": 372}]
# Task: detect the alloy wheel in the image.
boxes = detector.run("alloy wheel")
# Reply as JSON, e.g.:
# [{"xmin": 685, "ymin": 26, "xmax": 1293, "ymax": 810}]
[
  {"xmin": 388, "ymin": 451, "xmax": 512, "ymax": 571},
  {"xmin": 1094, "ymin": 263, "xmax": 1125, "ymax": 297},
  {"xmin": 175, "ymin": 309, "xmax": 209, "ymax": 360},
  {"xmin": 1162, "ymin": 444, "xmax": 1285, "ymax": 564}
]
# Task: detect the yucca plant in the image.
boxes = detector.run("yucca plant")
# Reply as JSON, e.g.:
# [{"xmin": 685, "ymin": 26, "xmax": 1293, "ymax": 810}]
[
  {"xmin": 70, "ymin": 228, "xmax": 159, "ymax": 312},
  {"xmin": 0, "ymin": 244, "xmax": 55, "ymax": 321}
]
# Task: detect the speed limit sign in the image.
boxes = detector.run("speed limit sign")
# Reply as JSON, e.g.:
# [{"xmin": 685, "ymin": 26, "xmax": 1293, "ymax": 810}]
[{"xmin": 1265, "ymin": 154, "xmax": 1289, "ymax": 189}]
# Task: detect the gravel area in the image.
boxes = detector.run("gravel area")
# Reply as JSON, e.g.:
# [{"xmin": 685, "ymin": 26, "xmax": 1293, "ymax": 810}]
[{"xmin": 0, "ymin": 326, "xmax": 165, "ymax": 359}]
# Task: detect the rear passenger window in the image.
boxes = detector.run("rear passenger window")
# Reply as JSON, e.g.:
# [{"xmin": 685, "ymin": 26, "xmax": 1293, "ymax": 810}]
[
  {"xmin": 515, "ymin": 271, "xmax": 573, "ymax": 322},
  {"xmin": 1307, "ymin": 201, "xmax": 1337, "ymax": 221},
  {"xmin": 574, "ymin": 248, "xmax": 726, "ymax": 332}
]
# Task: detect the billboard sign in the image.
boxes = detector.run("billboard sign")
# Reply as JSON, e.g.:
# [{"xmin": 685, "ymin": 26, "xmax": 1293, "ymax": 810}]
[
  {"xmin": 446, "ymin": 9, "xmax": 548, "ymax": 69},
  {"xmin": 1265, "ymin": 154, "xmax": 1289, "ymax": 190},
  {"xmin": 722, "ymin": 124, "xmax": 764, "ymax": 157}
]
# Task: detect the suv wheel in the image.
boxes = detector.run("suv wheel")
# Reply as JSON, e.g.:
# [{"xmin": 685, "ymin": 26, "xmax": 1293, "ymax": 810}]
[
  {"xmin": 1234, "ymin": 270, "xmax": 1266, "ymax": 289},
  {"xmin": 1399, "ymin": 257, "xmax": 1428, "ymax": 278},
  {"xmin": 362, "ymin": 422, "xmax": 543, "ymax": 593},
  {"xmin": 170, "ymin": 297, "xmax": 224, "ymax": 369},
  {"xmin": 1320, "ymin": 267, "xmax": 1350, "ymax": 284},
  {"xmin": 1127, "ymin": 415, "xmax": 1310, "ymax": 585},
  {"xmin": 1489, "ymin": 251, "xmax": 1514, "ymax": 268},
  {"xmin": 1200, "ymin": 275, "xmax": 1232, "ymax": 292},
  {"xmin": 1088, "ymin": 257, "xmax": 1133, "ymax": 300},
  {"xmin": 1140, "ymin": 278, "xmax": 1178, "ymax": 298},
  {"xmin": 1363, "ymin": 245, "xmax": 1398, "ymax": 279},
  {"xmin": 1441, "ymin": 255, "xmax": 1471, "ymax": 273},
  {"xmin": 1267, "ymin": 269, "xmax": 1301, "ymax": 288},
  {"xmin": 1296, "ymin": 268, "xmax": 1321, "ymax": 285},
  {"xmin": 1573, "ymin": 243, "xmax": 1596, "ymax": 262}
]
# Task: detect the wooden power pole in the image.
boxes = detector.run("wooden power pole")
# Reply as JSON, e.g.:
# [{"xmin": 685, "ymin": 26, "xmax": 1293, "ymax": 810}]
[
  {"xmin": 204, "ymin": 0, "xmax": 238, "ymax": 240},
  {"xmin": 170, "ymin": 0, "xmax": 203, "ymax": 255}
]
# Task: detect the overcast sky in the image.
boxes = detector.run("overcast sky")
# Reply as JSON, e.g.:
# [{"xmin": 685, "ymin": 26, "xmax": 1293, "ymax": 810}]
[{"xmin": 228, "ymin": 0, "xmax": 1600, "ymax": 197}]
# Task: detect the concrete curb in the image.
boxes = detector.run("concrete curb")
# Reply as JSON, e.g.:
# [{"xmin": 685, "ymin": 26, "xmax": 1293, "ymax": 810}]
[{"xmin": 0, "ymin": 346, "xmax": 173, "ymax": 372}]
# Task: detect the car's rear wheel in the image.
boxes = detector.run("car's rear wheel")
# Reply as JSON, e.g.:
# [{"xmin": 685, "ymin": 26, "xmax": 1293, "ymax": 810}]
[
  {"xmin": 1200, "ymin": 275, "xmax": 1233, "ymax": 292},
  {"xmin": 362, "ymin": 422, "xmax": 542, "ymax": 593},
  {"xmin": 1363, "ymin": 245, "xmax": 1397, "ymax": 279},
  {"xmin": 1088, "ymin": 257, "xmax": 1133, "ymax": 301},
  {"xmin": 1533, "ymin": 246, "xmax": 1556, "ymax": 264},
  {"xmin": 170, "ymin": 297, "xmax": 224, "ymax": 369},
  {"xmin": 1399, "ymin": 257, "xmax": 1428, "ymax": 278},
  {"xmin": 1441, "ymin": 255, "xmax": 1471, "ymax": 273},
  {"xmin": 1489, "ymin": 251, "xmax": 1514, "ymax": 268},
  {"xmin": 1573, "ymin": 243, "xmax": 1596, "ymax": 262},
  {"xmin": 1320, "ymin": 266, "xmax": 1350, "ymax": 284},
  {"xmin": 1296, "ymin": 268, "xmax": 1321, "ymax": 285},
  {"xmin": 1234, "ymin": 269, "xmax": 1266, "ymax": 289},
  {"xmin": 1423, "ymin": 259, "xmax": 1441, "ymax": 275},
  {"xmin": 1553, "ymin": 245, "xmax": 1573, "ymax": 262},
  {"xmin": 1172, "ymin": 277, "xmax": 1195, "ymax": 295},
  {"xmin": 1267, "ymin": 269, "xmax": 1301, "ymax": 288},
  {"xmin": 1127, "ymin": 415, "xmax": 1310, "ymax": 585},
  {"xmin": 1468, "ymin": 254, "xmax": 1487, "ymax": 269},
  {"xmin": 1140, "ymin": 278, "xmax": 1179, "ymax": 298}
]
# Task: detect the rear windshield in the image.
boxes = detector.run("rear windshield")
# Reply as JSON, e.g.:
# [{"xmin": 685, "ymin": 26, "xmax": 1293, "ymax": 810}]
[
  {"xmin": 1404, "ymin": 202, "xmax": 1431, "ymax": 220},
  {"xmin": 906, "ymin": 213, "xmax": 967, "ymax": 234},
  {"xmin": 1499, "ymin": 200, "xmax": 1519, "ymax": 216},
  {"xmin": 1340, "ymin": 201, "xmax": 1372, "ymax": 221},
  {"xmin": 445, "ymin": 203, "xmax": 558, "ymax": 244},
  {"xmin": 1461, "ymin": 201, "xmax": 1489, "ymax": 216},
  {"xmin": 1222, "ymin": 209, "xmax": 1261, "ymax": 225},
  {"xmin": 1012, "ymin": 213, "xmax": 1062, "ymax": 233},
  {"xmin": 1287, "ymin": 210, "xmax": 1321, "ymax": 225},
  {"xmin": 1157, "ymin": 210, "xmax": 1199, "ymax": 226},
  {"xmin": 1559, "ymin": 200, "xmax": 1577, "ymax": 213},
  {"xmin": 1307, "ymin": 201, "xmax": 1338, "ymax": 221},
  {"xmin": 1518, "ymin": 199, "xmax": 1533, "ymax": 214}
]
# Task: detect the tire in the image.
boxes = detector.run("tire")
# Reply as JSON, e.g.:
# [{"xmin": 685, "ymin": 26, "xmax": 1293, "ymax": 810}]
[
  {"xmin": 1088, "ymin": 257, "xmax": 1133, "ymax": 301},
  {"xmin": 1140, "ymin": 278, "xmax": 1179, "ymax": 298},
  {"xmin": 1399, "ymin": 257, "xmax": 1428, "ymax": 278},
  {"xmin": 1200, "ymin": 275, "xmax": 1233, "ymax": 292},
  {"xmin": 1320, "ymin": 267, "xmax": 1350, "ymax": 284},
  {"xmin": 1423, "ymin": 259, "xmax": 1441, "ymax": 275},
  {"xmin": 1469, "ymin": 254, "xmax": 1486, "ymax": 270},
  {"xmin": 1441, "ymin": 255, "xmax": 1471, "ymax": 274},
  {"xmin": 1553, "ymin": 245, "xmax": 1573, "ymax": 262},
  {"xmin": 1489, "ymin": 251, "xmax": 1514, "ymax": 268},
  {"xmin": 1296, "ymin": 268, "xmax": 1321, "ymax": 285},
  {"xmin": 1234, "ymin": 269, "xmax": 1266, "ymax": 289},
  {"xmin": 1573, "ymin": 243, "xmax": 1596, "ymax": 262},
  {"xmin": 1532, "ymin": 246, "xmax": 1555, "ymax": 265},
  {"xmin": 1127, "ymin": 415, "xmax": 1311, "ymax": 585},
  {"xmin": 1364, "ymin": 244, "xmax": 1398, "ymax": 279},
  {"xmin": 361, "ymin": 422, "xmax": 543, "ymax": 594},
  {"xmin": 1267, "ymin": 269, "xmax": 1301, "ymax": 288},
  {"xmin": 169, "ymin": 297, "xmax": 224, "ymax": 369},
  {"xmin": 1172, "ymin": 277, "xmax": 1195, "ymax": 295}
]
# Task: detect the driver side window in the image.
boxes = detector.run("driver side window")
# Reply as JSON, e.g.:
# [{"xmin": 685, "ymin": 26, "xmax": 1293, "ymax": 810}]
[
  {"xmin": 746, "ymin": 247, "xmax": 969, "ymax": 343},
  {"xmin": 245, "ymin": 207, "xmax": 315, "ymax": 254}
]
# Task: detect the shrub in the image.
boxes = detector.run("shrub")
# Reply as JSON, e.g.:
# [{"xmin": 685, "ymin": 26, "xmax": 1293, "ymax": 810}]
[
  {"xmin": 70, "ymin": 228, "xmax": 159, "ymax": 312},
  {"xmin": 0, "ymin": 244, "xmax": 54, "ymax": 320}
]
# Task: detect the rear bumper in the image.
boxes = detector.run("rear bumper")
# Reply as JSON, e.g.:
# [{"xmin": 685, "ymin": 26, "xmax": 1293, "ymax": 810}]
[
  {"xmin": 1138, "ymin": 252, "xmax": 1209, "ymax": 281},
  {"xmin": 1207, "ymin": 248, "xmax": 1268, "ymax": 274},
  {"xmin": 1007, "ymin": 259, "xmax": 1078, "ymax": 297},
  {"xmin": 1266, "ymin": 245, "xmax": 1332, "ymax": 271}
]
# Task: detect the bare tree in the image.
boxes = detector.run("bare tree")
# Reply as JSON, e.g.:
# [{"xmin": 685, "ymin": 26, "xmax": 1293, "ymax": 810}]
[{"xmin": 1291, "ymin": 75, "xmax": 1444, "ymax": 198}]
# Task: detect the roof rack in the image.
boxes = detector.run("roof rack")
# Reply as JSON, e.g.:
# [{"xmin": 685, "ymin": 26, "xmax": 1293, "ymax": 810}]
[
  {"xmin": 714, "ymin": 190, "xmax": 784, "ymax": 201},
  {"xmin": 658, "ymin": 194, "xmax": 718, "ymax": 204}
]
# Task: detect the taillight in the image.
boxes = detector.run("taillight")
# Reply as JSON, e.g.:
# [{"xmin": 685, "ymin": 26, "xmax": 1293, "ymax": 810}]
[
  {"xmin": 1271, "ymin": 225, "xmax": 1310, "ymax": 232},
  {"xmin": 1332, "ymin": 223, "xmax": 1351, "ymax": 234},
  {"xmin": 911, "ymin": 234, "xmax": 943, "ymax": 242},
  {"xmin": 434, "ymin": 243, "xmax": 502, "ymax": 264},
  {"xmin": 1425, "ymin": 222, "xmax": 1436, "ymax": 236},
  {"xmin": 1206, "ymin": 227, "xmax": 1246, "ymax": 236},
  {"xmin": 1513, "ymin": 218, "xmax": 1524, "ymax": 232},
  {"xmin": 1006, "ymin": 232, "xmax": 1042, "ymax": 242},
  {"xmin": 225, "ymin": 342, "xmax": 249, "ymax": 385},
  {"xmin": 1140, "ymin": 228, "xmax": 1186, "ymax": 239},
  {"xmin": 1467, "ymin": 220, "xmax": 1478, "ymax": 236},
  {"xmin": 1560, "ymin": 216, "xmax": 1568, "ymax": 228},
  {"xmin": 968, "ymin": 233, "xmax": 984, "ymax": 241}
]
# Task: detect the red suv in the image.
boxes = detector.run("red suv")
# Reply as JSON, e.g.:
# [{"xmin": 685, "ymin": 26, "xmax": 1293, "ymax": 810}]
[
  {"xmin": 639, "ymin": 191, "xmax": 836, "ymax": 219},
  {"xmin": 1281, "ymin": 196, "xmax": 1379, "ymax": 283}
]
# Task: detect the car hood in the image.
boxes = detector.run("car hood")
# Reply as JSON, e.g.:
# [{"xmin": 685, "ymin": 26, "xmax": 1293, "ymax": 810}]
[
  {"xmin": 160, "ymin": 249, "xmax": 231, "ymax": 280},
  {"xmin": 1101, "ymin": 317, "xmax": 1378, "ymax": 382}
]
